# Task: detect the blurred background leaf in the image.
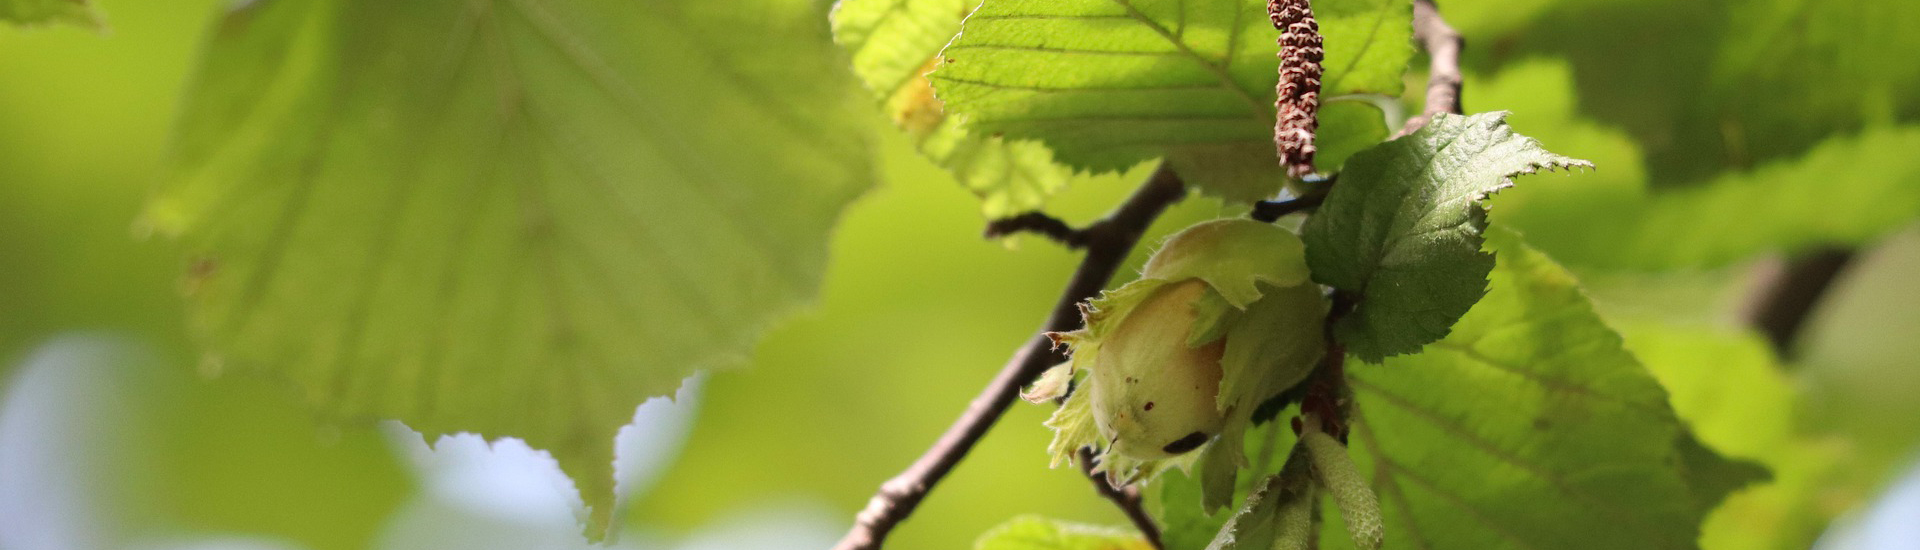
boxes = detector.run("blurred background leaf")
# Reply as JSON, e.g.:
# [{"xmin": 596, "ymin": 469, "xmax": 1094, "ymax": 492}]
[
  {"xmin": 830, "ymin": 0, "xmax": 1077, "ymax": 218},
  {"xmin": 972, "ymin": 516, "xmax": 1152, "ymax": 550},
  {"xmin": 1468, "ymin": 0, "xmax": 1920, "ymax": 185},
  {"xmin": 0, "ymin": 0, "xmax": 101, "ymax": 29},
  {"xmin": 142, "ymin": 0, "xmax": 874, "ymax": 533}
]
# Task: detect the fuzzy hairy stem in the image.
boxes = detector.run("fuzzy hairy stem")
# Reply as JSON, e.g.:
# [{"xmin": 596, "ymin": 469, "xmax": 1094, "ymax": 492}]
[{"xmin": 833, "ymin": 164, "xmax": 1187, "ymax": 550}]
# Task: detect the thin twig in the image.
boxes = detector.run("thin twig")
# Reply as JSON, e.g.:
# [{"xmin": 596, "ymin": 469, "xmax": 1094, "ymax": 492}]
[
  {"xmin": 985, "ymin": 211, "xmax": 1091, "ymax": 248},
  {"xmin": 1078, "ymin": 447, "xmax": 1165, "ymax": 548},
  {"xmin": 834, "ymin": 164, "xmax": 1187, "ymax": 550},
  {"xmin": 1396, "ymin": 0, "xmax": 1463, "ymax": 137},
  {"xmin": 1251, "ymin": 179, "xmax": 1332, "ymax": 223},
  {"xmin": 1251, "ymin": 195, "xmax": 1325, "ymax": 223},
  {"xmin": 1742, "ymin": 247, "xmax": 1857, "ymax": 359}
]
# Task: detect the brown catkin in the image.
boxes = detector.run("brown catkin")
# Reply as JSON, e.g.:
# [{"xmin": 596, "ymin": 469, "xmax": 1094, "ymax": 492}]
[{"xmin": 1269, "ymin": 0, "xmax": 1323, "ymax": 178}]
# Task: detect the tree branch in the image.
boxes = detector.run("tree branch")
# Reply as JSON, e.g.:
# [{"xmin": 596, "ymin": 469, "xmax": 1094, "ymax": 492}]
[
  {"xmin": 1742, "ymin": 247, "xmax": 1857, "ymax": 359},
  {"xmin": 834, "ymin": 164, "xmax": 1188, "ymax": 550},
  {"xmin": 1078, "ymin": 447, "xmax": 1165, "ymax": 548},
  {"xmin": 1250, "ymin": 194, "xmax": 1325, "ymax": 223},
  {"xmin": 1396, "ymin": 0, "xmax": 1464, "ymax": 137},
  {"xmin": 984, "ymin": 211, "xmax": 1091, "ymax": 248},
  {"xmin": 1251, "ymin": 178, "xmax": 1332, "ymax": 223}
]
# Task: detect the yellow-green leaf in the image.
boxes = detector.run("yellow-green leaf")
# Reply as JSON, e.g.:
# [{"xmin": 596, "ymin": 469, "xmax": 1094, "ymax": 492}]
[
  {"xmin": 934, "ymin": 0, "xmax": 1411, "ymax": 201},
  {"xmin": 0, "ymin": 0, "xmax": 101, "ymax": 29},
  {"xmin": 975, "ymin": 515, "xmax": 1155, "ymax": 550},
  {"xmin": 144, "ymin": 0, "xmax": 872, "ymax": 537},
  {"xmin": 831, "ymin": 0, "xmax": 1074, "ymax": 217}
]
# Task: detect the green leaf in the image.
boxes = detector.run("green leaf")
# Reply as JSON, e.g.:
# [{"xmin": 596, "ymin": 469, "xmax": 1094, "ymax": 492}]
[
  {"xmin": 143, "ymin": 0, "xmax": 872, "ymax": 537},
  {"xmin": 1154, "ymin": 470, "xmax": 1235, "ymax": 550},
  {"xmin": 1203, "ymin": 471, "xmax": 1313, "ymax": 550},
  {"xmin": 1618, "ymin": 324, "xmax": 1846, "ymax": 550},
  {"xmin": 1325, "ymin": 228, "xmax": 1760, "ymax": 550},
  {"xmin": 1509, "ymin": 125, "xmax": 1920, "ymax": 270},
  {"xmin": 1196, "ymin": 417, "xmax": 1247, "ymax": 512},
  {"xmin": 1303, "ymin": 112, "xmax": 1590, "ymax": 362},
  {"xmin": 975, "ymin": 515, "xmax": 1155, "ymax": 550},
  {"xmin": 1155, "ymin": 421, "xmax": 1302, "ymax": 550},
  {"xmin": 831, "ymin": 0, "xmax": 1074, "ymax": 217},
  {"xmin": 1203, "ymin": 477, "xmax": 1278, "ymax": 550},
  {"xmin": 934, "ymin": 0, "xmax": 1411, "ymax": 201},
  {"xmin": 0, "ymin": 0, "xmax": 102, "ymax": 28},
  {"xmin": 1500, "ymin": 0, "xmax": 1920, "ymax": 183}
]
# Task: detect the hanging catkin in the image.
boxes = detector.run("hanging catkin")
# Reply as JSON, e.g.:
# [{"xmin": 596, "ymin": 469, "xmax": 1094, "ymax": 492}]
[{"xmin": 1269, "ymin": 0, "xmax": 1323, "ymax": 178}]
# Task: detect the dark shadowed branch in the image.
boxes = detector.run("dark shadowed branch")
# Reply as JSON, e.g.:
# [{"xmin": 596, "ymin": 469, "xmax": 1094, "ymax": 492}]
[
  {"xmin": 985, "ymin": 211, "xmax": 1091, "ymax": 248},
  {"xmin": 833, "ymin": 164, "xmax": 1187, "ymax": 550},
  {"xmin": 1078, "ymin": 447, "xmax": 1165, "ymax": 548},
  {"xmin": 1742, "ymin": 247, "xmax": 1858, "ymax": 359},
  {"xmin": 1251, "ymin": 178, "xmax": 1333, "ymax": 222},
  {"xmin": 1397, "ymin": 0, "xmax": 1464, "ymax": 136}
]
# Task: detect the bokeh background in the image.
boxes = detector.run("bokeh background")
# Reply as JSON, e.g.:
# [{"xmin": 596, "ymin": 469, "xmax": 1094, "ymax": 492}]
[{"xmin": 3, "ymin": 1, "xmax": 1917, "ymax": 549}]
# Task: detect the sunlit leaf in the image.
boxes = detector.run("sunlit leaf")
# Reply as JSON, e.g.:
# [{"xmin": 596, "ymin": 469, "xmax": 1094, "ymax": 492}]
[
  {"xmin": 1509, "ymin": 125, "xmax": 1920, "ymax": 270},
  {"xmin": 934, "ymin": 0, "xmax": 1411, "ymax": 201},
  {"xmin": 1321, "ymin": 228, "xmax": 1760, "ymax": 550},
  {"xmin": 144, "ymin": 0, "xmax": 872, "ymax": 536},
  {"xmin": 1620, "ymin": 324, "xmax": 1847, "ymax": 550},
  {"xmin": 831, "ymin": 0, "xmax": 1074, "ymax": 217},
  {"xmin": 1494, "ymin": 0, "xmax": 1920, "ymax": 183}
]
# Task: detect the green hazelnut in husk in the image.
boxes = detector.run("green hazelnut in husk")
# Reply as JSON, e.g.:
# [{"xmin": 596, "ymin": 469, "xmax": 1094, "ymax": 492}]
[
  {"xmin": 1091, "ymin": 278, "xmax": 1227, "ymax": 460},
  {"xmin": 1034, "ymin": 219, "xmax": 1328, "ymax": 480}
]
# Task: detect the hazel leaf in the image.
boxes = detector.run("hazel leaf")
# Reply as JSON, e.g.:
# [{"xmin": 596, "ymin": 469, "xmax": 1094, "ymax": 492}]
[
  {"xmin": 933, "ymin": 0, "xmax": 1412, "ymax": 201},
  {"xmin": 830, "ymin": 0, "xmax": 1074, "ymax": 217},
  {"xmin": 1204, "ymin": 475, "xmax": 1287, "ymax": 550},
  {"xmin": 144, "ymin": 0, "xmax": 872, "ymax": 536},
  {"xmin": 1205, "ymin": 448, "xmax": 1316, "ymax": 550},
  {"xmin": 1324, "ymin": 227, "xmax": 1762, "ymax": 550},
  {"xmin": 1302, "ymin": 112, "xmax": 1590, "ymax": 362}
]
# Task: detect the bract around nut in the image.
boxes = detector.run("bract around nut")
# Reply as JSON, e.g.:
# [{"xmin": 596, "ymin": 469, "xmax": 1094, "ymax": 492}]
[{"xmin": 1036, "ymin": 219, "xmax": 1328, "ymax": 489}]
